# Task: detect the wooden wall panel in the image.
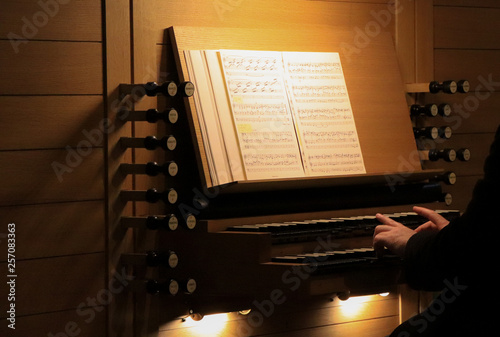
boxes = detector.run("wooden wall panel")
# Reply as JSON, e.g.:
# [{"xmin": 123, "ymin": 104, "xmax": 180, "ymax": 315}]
[
  {"xmin": 0, "ymin": 309, "xmax": 106, "ymax": 337},
  {"xmin": 0, "ymin": 40, "xmax": 103, "ymax": 95},
  {"xmin": 434, "ymin": 7, "xmax": 500, "ymax": 50},
  {"xmin": 0, "ymin": 201, "xmax": 104, "ymax": 260},
  {"xmin": 0, "ymin": 149, "xmax": 104, "ymax": 206},
  {"xmin": 0, "ymin": 0, "xmax": 107, "ymax": 336},
  {"xmin": 0, "ymin": 96, "xmax": 104, "ymax": 150},
  {"xmin": 434, "ymin": 50, "xmax": 500, "ymax": 90},
  {"xmin": 0, "ymin": 253, "xmax": 104, "ymax": 317},
  {"xmin": 0, "ymin": 0, "xmax": 102, "ymax": 42},
  {"xmin": 144, "ymin": 0, "xmax": 394, "ymax": 44},
  {"xmin": 434, "ymin": 0, "xmax": 500, "ymax": 8},
  {"xmin": 104, "ymin": 0, "xmax": 135, "ymax": 337}
]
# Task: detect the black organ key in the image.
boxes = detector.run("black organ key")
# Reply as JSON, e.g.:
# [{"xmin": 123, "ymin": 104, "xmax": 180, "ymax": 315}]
[{"xmin": 225, "ymin": 211, "xmax": 462, "ymax": 246}]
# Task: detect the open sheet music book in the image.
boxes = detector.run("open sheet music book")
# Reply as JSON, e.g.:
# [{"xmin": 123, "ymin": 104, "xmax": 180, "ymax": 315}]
[{"xmin": 185, "ymin": 49, "xmax": 366, "ymax": 186}]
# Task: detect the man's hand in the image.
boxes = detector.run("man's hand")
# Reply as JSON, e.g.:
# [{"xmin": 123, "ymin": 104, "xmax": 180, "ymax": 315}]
[
  {"xmin": 373, "ymin": 206, "xmax": 451, "ymax": 257},
  {"xmin": 413, "ymin": 206, "xmax": 450, "ymax": 233},
  {"xmin": 373, "ymin": 214, "xmax": 416, "ymax": 257}
]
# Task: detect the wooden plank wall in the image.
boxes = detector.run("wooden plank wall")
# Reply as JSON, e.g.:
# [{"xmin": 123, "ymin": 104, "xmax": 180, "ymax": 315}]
[{"xmin": 0, "ymin": 1, "xmax": 107, "ymax": 336}]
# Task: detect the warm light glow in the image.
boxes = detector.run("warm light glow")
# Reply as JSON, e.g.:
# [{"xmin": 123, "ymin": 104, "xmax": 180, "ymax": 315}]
[
  {"xmin": 379, "ymin": 292, "xmax": 390, "ymax": 297},
  {"xmin": 183, "ymin": 313, "xmax": 229, "ymax": 336},
  {"xmin": 338, "ymin": 295, "xmax": 373, "ymax": 318}
]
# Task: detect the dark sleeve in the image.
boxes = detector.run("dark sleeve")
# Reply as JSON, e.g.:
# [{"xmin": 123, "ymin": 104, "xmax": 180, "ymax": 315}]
[{"xmin": 403, "ymin": 126, "xmax": 500, "ymax": 291}]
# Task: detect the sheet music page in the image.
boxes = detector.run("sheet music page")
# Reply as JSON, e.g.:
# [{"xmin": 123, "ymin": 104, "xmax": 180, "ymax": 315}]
[
  {"xmin": 204, "ymin": 50, "xmax": 246, "ymax": 182},
  {"xmin": 282, "ymin": 52, "xmax": 366, "ymax": 176},
  {"xmin": 185, "ymin": 50, "xmax": 234, "ymax": 185},
  {"xmin": 218, "ymin": 50, "xmax": 305, "ymax": 180}
]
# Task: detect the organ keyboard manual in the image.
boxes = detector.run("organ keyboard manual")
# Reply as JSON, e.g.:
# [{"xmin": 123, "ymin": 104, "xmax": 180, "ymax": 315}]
[{"xmin": 185, "ymin": 49, "xmax": 366, "ymax": 186}]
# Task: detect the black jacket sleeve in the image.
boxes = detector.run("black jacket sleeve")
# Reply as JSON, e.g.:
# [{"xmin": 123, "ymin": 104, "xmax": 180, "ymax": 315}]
[{"xmin": 403, "ymin": 125, "xmax": 500, "ymax": 291}]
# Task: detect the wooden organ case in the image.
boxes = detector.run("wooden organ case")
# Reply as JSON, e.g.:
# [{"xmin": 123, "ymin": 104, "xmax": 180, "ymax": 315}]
[{"xmin": 117, "ymin": 25, "xmax": 471, "ymax": 335}]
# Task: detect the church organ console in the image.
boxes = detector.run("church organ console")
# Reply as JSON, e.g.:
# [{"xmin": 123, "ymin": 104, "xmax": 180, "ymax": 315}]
[{"xmin": 112, "ymin": 26, "xmax": 476, "ymax": 325}]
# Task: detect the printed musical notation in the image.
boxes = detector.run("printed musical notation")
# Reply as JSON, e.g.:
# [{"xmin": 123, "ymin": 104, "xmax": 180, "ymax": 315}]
[
  {"xmin": 295, "ymin": 107, "xmax": 353, "ymax": 120},
  {"xmin": 283, "ymin": 52, "xmax": 366, "ymax": 176},
  {"xmin": 227, "ymin": 78, "xmax": 282, "ymax": 95},
  {"xmin": 219, "ymin": 50, "xmax": 305, "ymax": 180},
  {"xmin": 243, "ymin": 153, "xmax": 301, "ymax": 170},
  {"xmin": 192, "ymin": 49, "xmax": 366, "ymax": 182},
  {"xmin": 223, "ymin": 55, "xmax": 279, "ymax": 72},
  {"xmin": 286, "ymin": 61, "xmax": 343, "ymax": 75},
  {"xmin": 292, "ymin": 85, "xmax": 348, "ymax": 98}
]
